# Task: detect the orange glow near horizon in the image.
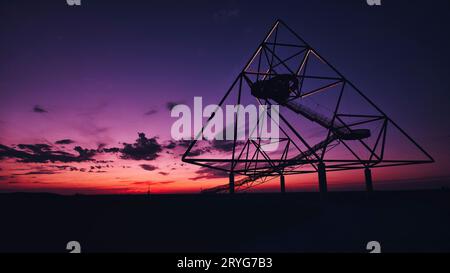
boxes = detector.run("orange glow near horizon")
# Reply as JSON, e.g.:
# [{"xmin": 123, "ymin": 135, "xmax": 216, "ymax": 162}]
[{"xmin": 1, "ymin": 153, "xmax": 443, "ymax": 195}]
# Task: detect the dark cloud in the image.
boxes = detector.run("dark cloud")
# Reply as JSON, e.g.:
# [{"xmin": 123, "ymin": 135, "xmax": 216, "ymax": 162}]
[
  {"xmin": 187, "ymin": 148, "xmax": 210, "ymax": 157},
  {"xmin": 139, "ymin": 164, "xmax": 158, "ymax": 171},
  {"xmin": 211, "ymin": 140, "xmax": 244, "ymax": 152},
  {"xmin": 162, "ymin": 140, "xmax": 211, "ymax": 157},
  {"xmin": 120, "ymin": 133, "xmax": 162, "ymax": 161},
  {"xmin": 190, "ymin": 166, "xmax": 229, "ymax": 181},
  {"xmin": 164, "ymin": 140, "xmax": 177, "ymax": 149},
  {"xmin": 17, "ymin": 143, "xmax": 52, "ymax": 153},
  {"xmin": 177, "ymin": 140, "xmax": 192, "ymax": 148},
  {"xmin": 95, "ymin": 133, "xmax": 161, "ymax": 160},
  {"xmin": 0, "ymin": 133, "xmax": 165, "ymax": 176},
  {"xmin": 144, "ymin": 109, "xmax": 158, "ymax": 116},
  {"xmin": 73, "ymin": 146, "xmax": 97, "ymax": 160},
  {"xmin": 164, "ymin": 139, "xmax": 243, "ymax": 155},
  {"xmin": 158, "ymin": 171, "xmax": 169, "ymax": 176},
  {"xmin": 51, "ymin": 165, "xmax": 72, "ymax": 170},
  {"xmin": 0, "ymin": 143, "xmax": 97, "ymax": 163},
  {"xmin": 158, "ymin": 181, "xmax": 175, "ymax": 185},
  {"xmin": 101, "ymin": 147, "xmax": 120, "ymax": 153},
  {"xmin": 55, "ymin": 139, "xmax": 75, "ymax": 145},
  {"xmin": 95, "ymin": 160, "xmax": 114, "ymax": 164},
  {"xmin": 33, "ymin": 105, "xmax": 48, "ymax": 113},
  {"xmin": 164, "ymin": 140, "xmax": 192, "ymax": 149},
  {"xmin": 50, "ymin": 165, "xmax": 80, "ymax": 172},
  {"xmin": 97, "ymin": 143, "xmax": 107, "ymax": 150},
  {"xmin": 166, "ymin": 101, "xmax": 183, "ymax": 111}
]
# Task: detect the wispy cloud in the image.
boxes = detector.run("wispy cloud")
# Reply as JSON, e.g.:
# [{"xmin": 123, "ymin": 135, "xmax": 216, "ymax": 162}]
[
  {"xmin": 139, "ymin": 164, "xmax": 158, "ymax": 171},
  {"xmin": 55, "ymin": 139, "xmax": 75, "ymax": 145},
  {"xmin": 144, "ymin": 109, "xmax": 158, "ymax": 116},
  {"xmin": 213, "ymin": 8, "xmax": 240, "ymax": 22},
  {"xmin": 33, "ymin": 105, "xmax": 48, "ymax": 113},
  {"xmin": 190, "ymin": 166, "xmax": 229, "ymax": 181}
]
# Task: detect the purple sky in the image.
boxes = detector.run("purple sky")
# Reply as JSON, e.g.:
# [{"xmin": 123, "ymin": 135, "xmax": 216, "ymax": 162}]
[{"xmin": 0, "ymin": 0, "xmax": 449, "ymax": 194}]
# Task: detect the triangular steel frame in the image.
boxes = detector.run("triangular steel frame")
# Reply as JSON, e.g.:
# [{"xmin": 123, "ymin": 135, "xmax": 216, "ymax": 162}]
[{"xmin": 182, "ymin": 19, "xmax": 434, "ymax": 193}]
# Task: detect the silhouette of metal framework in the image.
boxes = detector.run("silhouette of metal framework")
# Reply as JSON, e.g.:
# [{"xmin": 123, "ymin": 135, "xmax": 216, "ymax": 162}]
[{"xmin": 182, "ymin": 19, "xmax": 434, "ymax": 194}]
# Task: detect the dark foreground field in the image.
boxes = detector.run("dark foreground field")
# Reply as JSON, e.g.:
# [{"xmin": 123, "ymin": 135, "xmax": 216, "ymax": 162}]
[{"xmin": 0, "ymin": 190, "xmax": 449, "ymax": 253}]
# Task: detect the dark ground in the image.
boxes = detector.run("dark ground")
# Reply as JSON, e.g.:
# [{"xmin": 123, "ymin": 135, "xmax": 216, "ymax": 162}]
[{"xmin": 0, "ymin": 190, "xmax": 449, "ymax": 253}]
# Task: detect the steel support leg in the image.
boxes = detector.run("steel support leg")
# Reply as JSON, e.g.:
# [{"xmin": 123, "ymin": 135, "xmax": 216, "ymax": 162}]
[
  {"xmin": 365, "ymin": 167, "xmax": 374, "ymax": 192},
  {"xmin": 229, "ymin": 172, "xmax": 235, "ymax": 194},
  {"xmin": 318, "ymin": 162, "xmax": 327, "ymax": 195}
]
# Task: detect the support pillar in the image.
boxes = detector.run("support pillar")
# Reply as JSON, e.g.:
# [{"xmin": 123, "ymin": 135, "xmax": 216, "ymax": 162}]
[
  {"xmin": 229, "ymin": 172, "xmax": 235, "ymax": 194},
  {"xmin": 318, "ymin": 162, "xmax": 327, "ymax": 195},
  {"xmin": 364, "ymin": 167, "xmax": 373, "ymax": 192},
  {"xmin": 280, "ymin": 173, "xmax": 286, "ymax": 194}
]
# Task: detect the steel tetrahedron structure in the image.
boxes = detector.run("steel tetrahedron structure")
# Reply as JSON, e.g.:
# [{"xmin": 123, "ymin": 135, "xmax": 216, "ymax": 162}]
[{"xmin": 182, "ymin": 19, "xmax": 434, "ymax": 194}]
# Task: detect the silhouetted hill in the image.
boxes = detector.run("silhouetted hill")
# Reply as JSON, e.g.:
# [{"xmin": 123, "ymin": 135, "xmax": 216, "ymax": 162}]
[{"xmin": 1, "ymin": 190, "xmax": 449, "ymax": 252}]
